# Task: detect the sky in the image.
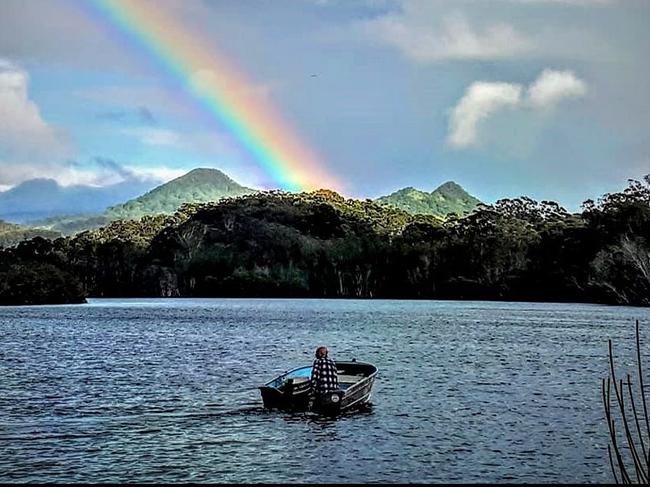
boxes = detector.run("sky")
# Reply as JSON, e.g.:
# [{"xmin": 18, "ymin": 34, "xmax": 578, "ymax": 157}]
[{"xmin": 0, "ymin": 0, "xmax": 648, "ymax": 211}]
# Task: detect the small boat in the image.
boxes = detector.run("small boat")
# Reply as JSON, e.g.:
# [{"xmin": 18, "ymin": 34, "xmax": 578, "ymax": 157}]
[{"xmin": 259, "ymin": 360, "xmax": 378, "ymax": 415}]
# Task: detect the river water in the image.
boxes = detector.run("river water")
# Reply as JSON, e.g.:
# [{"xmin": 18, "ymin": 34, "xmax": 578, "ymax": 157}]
[{"xmin": 1, "ymin": 298, "xmax": 649, "ymax": 483}]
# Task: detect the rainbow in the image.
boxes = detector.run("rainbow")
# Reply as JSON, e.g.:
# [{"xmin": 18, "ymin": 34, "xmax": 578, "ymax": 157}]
[{"xmin": 84, "ymin": 0, "xmax": 340, "ymax": 192}]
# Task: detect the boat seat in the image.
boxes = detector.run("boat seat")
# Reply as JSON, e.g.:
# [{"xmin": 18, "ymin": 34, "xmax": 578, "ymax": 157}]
[
  {"xmin": 286, "ymin": 375, "xmax": 363, "ymax": 385},
  {"xmin": 287, "ymin": 377, "xmax": 310, "ymax": 384},
  {"xmin": 338, "ymin": 374, "xmax": 363, "ymax": 383}
]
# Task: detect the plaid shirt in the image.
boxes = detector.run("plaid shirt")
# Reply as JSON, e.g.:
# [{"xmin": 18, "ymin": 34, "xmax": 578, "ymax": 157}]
[{"xmin": 310, "ymin": 357, "xmax": 339, "ymax": 394}]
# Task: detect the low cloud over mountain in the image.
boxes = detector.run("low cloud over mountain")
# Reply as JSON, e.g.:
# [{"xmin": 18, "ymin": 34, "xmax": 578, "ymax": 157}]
[{"xmin": 0, "ymin": 177, "xmax": 159, "ymax": 223}]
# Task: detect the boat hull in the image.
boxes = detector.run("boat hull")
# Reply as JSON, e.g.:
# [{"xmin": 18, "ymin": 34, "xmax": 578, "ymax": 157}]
[
  {"xmin": 259, "ymin": 384, "xmax": 311, "ymax": 410},
  {"xmin": 259, "ymin": 361, "xmax": 377, "ymax": 415}
]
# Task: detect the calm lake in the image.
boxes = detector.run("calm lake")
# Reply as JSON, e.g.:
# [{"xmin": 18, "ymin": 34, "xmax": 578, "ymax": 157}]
[{"xmin": 1, "ymin": 298, "xmax": 649, "ymax": 483}]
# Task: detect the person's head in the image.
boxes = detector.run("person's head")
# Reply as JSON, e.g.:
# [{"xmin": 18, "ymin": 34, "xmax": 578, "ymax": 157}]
[{"xmin": 315, "ymin": 346, "xmax": 328, "ymax": 359}]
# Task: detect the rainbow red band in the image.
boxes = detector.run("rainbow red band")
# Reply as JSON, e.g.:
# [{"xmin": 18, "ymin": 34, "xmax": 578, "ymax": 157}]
[{"xmin": 86, "ymin": 0, "xmax": 340, "ymax": 192}]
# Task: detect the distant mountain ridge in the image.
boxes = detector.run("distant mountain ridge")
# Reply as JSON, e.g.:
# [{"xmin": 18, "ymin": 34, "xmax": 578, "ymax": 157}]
[
  {"xmin": 376, "ymin": 181, "xmax": 481, "ymax": 217},
  {"xmin": 6, "ymin": 168, "xmax": 480, "ymax": 240},
  {"xmin": 0, "ymin": 178, "xmax": 157, "ymax": 223}
]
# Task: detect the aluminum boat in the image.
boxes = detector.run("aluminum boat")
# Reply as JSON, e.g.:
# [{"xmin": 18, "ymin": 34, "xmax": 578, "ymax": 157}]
[{"xmin": 259, "ymin": 360, "xmax": 377, "ymax": 415}]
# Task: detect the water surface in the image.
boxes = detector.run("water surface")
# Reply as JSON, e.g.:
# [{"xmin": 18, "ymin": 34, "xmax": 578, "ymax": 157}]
[{"xmin": 1, "ymin": 298, "xmax": 649, "ymax": 483}]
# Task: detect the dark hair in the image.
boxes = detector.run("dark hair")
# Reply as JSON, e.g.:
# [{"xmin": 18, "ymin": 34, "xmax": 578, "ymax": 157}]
[{"xmin": 315, "ymin": 346, "xmax": 328, "ymax": 358}]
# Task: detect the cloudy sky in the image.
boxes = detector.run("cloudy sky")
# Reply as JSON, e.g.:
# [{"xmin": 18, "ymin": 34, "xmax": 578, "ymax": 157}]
[{"xmin": 0, "ymin": 0, "xmax": 648, "ymax": 210}]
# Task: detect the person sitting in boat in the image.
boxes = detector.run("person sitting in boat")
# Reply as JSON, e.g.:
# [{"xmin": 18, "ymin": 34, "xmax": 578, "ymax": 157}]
[{"xmin": 310, "ymin": 346, "xmax": 338, "ymax": 396}]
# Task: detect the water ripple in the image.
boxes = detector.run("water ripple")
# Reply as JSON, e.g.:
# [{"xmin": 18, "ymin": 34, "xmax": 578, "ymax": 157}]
[{"xmin": 1, "ymin": 298, "xmax": 649, "ymax": 483}]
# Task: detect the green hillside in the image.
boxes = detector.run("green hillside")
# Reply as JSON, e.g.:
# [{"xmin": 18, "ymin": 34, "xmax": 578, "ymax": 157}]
[
  {"xmin": 32, "ymin": 168, "xmax": 258, "ymax": 235},
  {"xmin": 376, "ymin": 181, "xmax": 481, "ymax": 217},
  {"xmin": 27, "ymin": 170, "xmax": 479, "ymax": 238},
  {"xmin": 105, "ymin": 168, "xmax": 257, "ymax": 220},
  {"xmin": 0, "ymin": 220, "xmax": 60, "ymax": 248}
]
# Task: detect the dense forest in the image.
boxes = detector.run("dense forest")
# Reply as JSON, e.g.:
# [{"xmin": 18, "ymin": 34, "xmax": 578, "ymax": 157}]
[
  {"xmin": 0, "ymin": 220, "xmax": 60, "ymax": 249},
  {"xmin": 0, "ymin": 177, "xmax": 648, "ymax": 306}
]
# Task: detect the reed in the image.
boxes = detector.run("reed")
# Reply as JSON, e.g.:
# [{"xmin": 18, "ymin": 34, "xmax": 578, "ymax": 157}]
[{"xmin": 602, "ymin": 320, "xmax": 649, "ymax": 484}]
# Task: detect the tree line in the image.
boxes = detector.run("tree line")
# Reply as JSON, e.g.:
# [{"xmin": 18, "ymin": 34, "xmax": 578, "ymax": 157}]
[{"xmin": 1, "ymin": 177, "xmax": 648, "ymax": 306}]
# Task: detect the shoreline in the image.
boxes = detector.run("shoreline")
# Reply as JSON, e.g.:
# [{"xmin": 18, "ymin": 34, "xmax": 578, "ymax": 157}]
[{"xmin": 2, "ymin": 295, "xmax": 648, "ymax": 309}]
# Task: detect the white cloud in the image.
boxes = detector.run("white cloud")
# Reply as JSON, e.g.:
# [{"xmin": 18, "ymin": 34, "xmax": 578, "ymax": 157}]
[
  {"xmin": 448, "ymin": 82, "xmax": 523, "ymax": 147},
  {"xmin": 361, "ymin": 9, "xmax": 532, "ymax": 62},
  {"xmin": 123, "ymin": 165, "xmax": 187, "ymax": 183},
  {"xmin": 57, "ymin": 161, "xmax": 186, "ymax": 188},
  {"xmin": 121, "ymin": 125, "xmax": 242, "ymax": 159},
  {"xmin": 122, "ymin": 127, "xmax": 182, "ymax": 147},
  {"xmin": 0, "ymin": 59, "xmax": 66, "ymax": 159},
  {"xmin": 448, "ymin": 69, "xmax": 587, "ymax": 148},
  {"xmin": 526, "ymin": 69, "xmax": 587, "ymax": 109},
  {"xmin": 0, "ymin": 62, "xmax": 183, "ymax": 189},
  {"xmin": 0, "ymin": 161, "xmax": 123, "ymax": 188},
  {"xmin": 327, "ymin": 0, "xmax": 627, "ymax": 66},
  {"xmin": 0, "ymin": 157, "xmax": 187, "ymax": 190},
  {"xmin": 0, "ymin": 59, "xmax": 76, "ymax": 187}
]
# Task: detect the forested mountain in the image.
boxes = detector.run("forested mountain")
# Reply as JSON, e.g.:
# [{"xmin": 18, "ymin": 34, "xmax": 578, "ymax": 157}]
[
  {"xmin": 22, "ymin": 171, "xmax": 478, "ymax": 237},
  {"xmin": 31, "ymin": 168, "xmax": 258, "ymax": 235},
  {"xmin": 2, "ymin": 176, "xmax": 648, "ymax": 307},
  {"xmin": 376, "ymin": 181, "xmax": 481, "ymax": 217},
  {"xmin": 106, "ymin": 168, "xmax": 257, "ymax": 220}
]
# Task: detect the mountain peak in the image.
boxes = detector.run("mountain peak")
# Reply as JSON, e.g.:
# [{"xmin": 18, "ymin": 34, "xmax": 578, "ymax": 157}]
[
  {"xmin": 106, "ymin": 167, "xmax": 257, "ymax": 220},
  {"xmin": 9, "ymin": 178, "xmax": 60, "ymax": 192},
  {"xmin": 376, "ymin": 181, "xmax": 481, "ymax": 217},
  {"xmin": 165, "ymin": 167, "xmax": 238, "ymax": 186},
  {"xmin": 434, "ymin": 181, "xmax": 464, "ymax": 193},
  {"xmin": 431, "ymin": 181, "xmax": 480, "ymax": 203},
  {"xmin": 183, "ymin": 167, "xmax": 231, "ymax": 178}
]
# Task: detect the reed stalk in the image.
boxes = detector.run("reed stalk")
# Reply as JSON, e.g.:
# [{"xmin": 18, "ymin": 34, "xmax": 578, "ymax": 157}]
[{"xmin": 602, "ymin": 320, "xmax": 649, "ymax": 484}]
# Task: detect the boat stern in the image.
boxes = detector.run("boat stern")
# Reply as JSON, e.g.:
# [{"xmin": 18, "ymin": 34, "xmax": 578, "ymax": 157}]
[{"xmin": 312, "ymin": 390, "xmax": 345, "ymax": 416}]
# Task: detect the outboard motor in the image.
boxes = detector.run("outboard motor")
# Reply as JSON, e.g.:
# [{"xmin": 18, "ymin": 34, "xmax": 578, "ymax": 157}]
[{"xmin": 313, "ymin": 389, "xmax": 344, "ymax": 416}]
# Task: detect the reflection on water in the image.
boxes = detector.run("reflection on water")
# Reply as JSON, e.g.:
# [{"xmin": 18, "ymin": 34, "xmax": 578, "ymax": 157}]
[{"xmin": 1, "ymin": 298, "xmax": 649, "ymax": 483}]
